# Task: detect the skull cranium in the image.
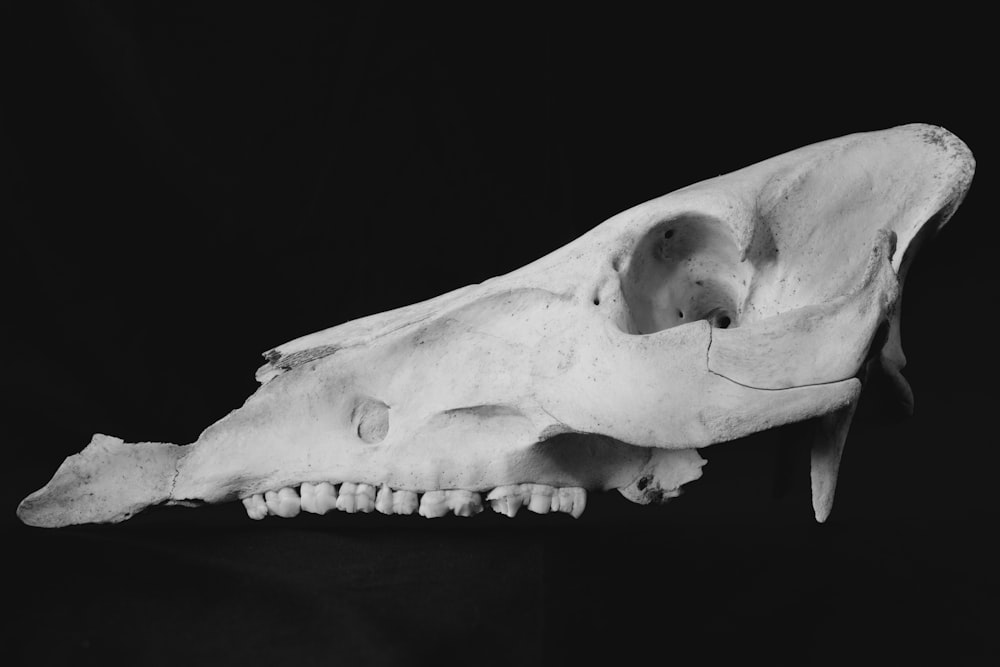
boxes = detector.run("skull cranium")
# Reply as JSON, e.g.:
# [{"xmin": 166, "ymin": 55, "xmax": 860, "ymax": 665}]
[{"xmin": 17, "ymin": 123, "xmax": 974, "ymax": 527}]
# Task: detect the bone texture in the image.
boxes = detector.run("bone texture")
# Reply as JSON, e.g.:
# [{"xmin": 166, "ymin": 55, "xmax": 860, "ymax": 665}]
[{"xmin": 17, "ymin": 124, "xmax": 974, "ymax": 528}]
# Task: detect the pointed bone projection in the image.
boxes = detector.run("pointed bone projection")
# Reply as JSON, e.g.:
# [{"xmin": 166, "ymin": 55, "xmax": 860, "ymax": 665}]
[{"xmin": 17, "ymin": 124, "xmax": 974, "ymax": 527}]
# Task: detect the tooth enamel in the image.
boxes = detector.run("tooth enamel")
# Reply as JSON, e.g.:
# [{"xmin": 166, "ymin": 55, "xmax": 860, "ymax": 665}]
[
  {"xmin": 418, "ymin": 490, "xmax": 450, "ymax": 518},
  {"xmin": 355, "ymin": 483, "xmax": 376, "ymax": 513},
  {"xmin": 299, "ymin": 482, "xmax": 317, "ymax": 513},
  {"xmin": 264, "ymin": 490, "xmax": 278, "ymax": 514},
  {"xmin": 526, "ymin": 484, "xmax": 555, "ymax": 514},
  {"xmin": 492, "ymin": 496, "xmax": 519, "ymax": 518},
  {"xmin": 336, "ymin": 482, "xmax": 358, "ymax": 513},
  {"xmin": 487, "ymin": 485, "xmax": 529, "ymax": 518},
  {"xmin": 557, "ymin": 487, "xmax": 587, "ymax": 518},
  {"xmin": 445, "ymin": 490, "xmax": 483, "ymax": 517},
  {"xmin": 810, "ymin": 398, "xmax": 859, "ymax": 522},
  {"xmin": 265, "ymin": 487, "xmax": 301, "ymax": 518},
  {"xmin": 392, "ymin": 490, "xmax": 419, "ymax": 515},
  {"xmin": 312, "ymin": 481, "xmax": 339, "ymax": 514},
  {"xmin": 242, "ymin": 494, "xmax": 267, "ymax": 520},
  {"xmin": 375, "ymin": 484, "xmax": 394, "ymax": 514}
]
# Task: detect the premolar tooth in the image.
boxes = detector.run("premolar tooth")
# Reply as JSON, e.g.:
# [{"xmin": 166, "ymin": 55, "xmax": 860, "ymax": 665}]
[
  {"xmin": 309, "ymin": 482, "xmax": 339, "ymax": 514},
  {"xmin": 265, "ymin": 487, "xmax": 301, "ymax": 518},
  {"xmin": 336, "ymin": 482, "xmax": 358, "ymax": 513},
  {"xmin": 242, "ymin": 494, "xmax": 267, "ymax": 520},
  {"xmin": 392, "ymin": 490, "xmax": 419, "ymax": 515},
  {"xmin": 487, "ymin": 485, "xmax": 529, "ymax": 518},
  {"xmin": 418, "ymin": 490, "xmax": 450, "ymax": 518},
  {"xmin": 300, "ymin": 482, "xmax": 317, "ymax": 513},
  {"xmin": 446, "ymin": 490, "xmax": 483, "ymax": 517},
  {"xmin": 556, "ymin": 487, "xmax": 587, "ymax": 518},
  {"xmin": 375, "ymin": 484, "xmax": 394, "ymax": 515},
  {"xmin": 355, "ymin": 484, "xmax": 376, "ymax": 513},
  {"xmin": 527, "ymin": 484, "xmax": 555, "ymax": 514}
]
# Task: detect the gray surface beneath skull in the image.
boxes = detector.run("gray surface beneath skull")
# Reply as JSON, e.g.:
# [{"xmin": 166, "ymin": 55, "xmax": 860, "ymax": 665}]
[{"xmin": 17, "ymin": 123, "xmax": 975, "ymax": 527}]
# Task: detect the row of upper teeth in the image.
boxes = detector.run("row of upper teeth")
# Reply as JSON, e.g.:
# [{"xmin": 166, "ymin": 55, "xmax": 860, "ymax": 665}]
[{"xmin": 240, "ymin": 482, "xmax": 587, "ymax": 520}]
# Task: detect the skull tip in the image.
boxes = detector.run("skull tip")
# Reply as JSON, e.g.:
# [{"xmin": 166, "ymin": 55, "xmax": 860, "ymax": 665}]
[
  {"xmin": 812, "ymin": 499, "xmax": 833, "ymax": 524},
  {"xmin": 810, "ymin": 470, "xmax": 837, "ymax": 524},
  {"xmin": 16, "ymin": 434, "xmax": 184, "ymax": 527}
]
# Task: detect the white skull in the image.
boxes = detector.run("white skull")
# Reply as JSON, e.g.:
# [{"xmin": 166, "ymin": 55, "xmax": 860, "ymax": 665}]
[{"xmin": 17, "ymin": 123, "xmax": 974, "ymax": 527}]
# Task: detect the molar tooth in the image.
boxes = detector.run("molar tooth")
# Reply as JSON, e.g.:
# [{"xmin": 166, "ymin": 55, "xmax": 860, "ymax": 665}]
[
  {"xmin": 242, "ymin": 494, "xmax": 267, "ymax": 520},
  {"xmin": 355, "ymin": 483, "xmax": 376, "ymax": 513},
  {"xmin": 418, "ymin": 490, "xmax": 450, "ymax": 518},
  {"xmin": 336, "ymin": 482, "xmax": 358, "ymax": 513},
  {"xmin": 392, "ymin": 490, "xmax": 419, "ymax": 515},
  {"xmin": 487, "ymin": 485, "xmax": 528, "ymax": 518},
  {"xmin": 265, "ymin": 487, "xmax": 301, "ymax": 518},
  {"xmin": 556, "ymin": 487, "xmax": 587, "ymax": 518},
  {"xmin": 526, "ymin": 484, "xmax": 555, "ymax": 514},
  {"xmin": 375, "ymin": 484, "xmax": 394, "ymax": 515},
  {"xmin": 445, "ymin": 490, "xmax": 482, "ymax": 517}
]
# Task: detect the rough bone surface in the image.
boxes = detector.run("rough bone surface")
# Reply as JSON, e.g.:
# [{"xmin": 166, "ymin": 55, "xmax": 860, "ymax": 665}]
[{"xmin": 17, "ymin": 124, "xmax": 975, "ymax": 528}]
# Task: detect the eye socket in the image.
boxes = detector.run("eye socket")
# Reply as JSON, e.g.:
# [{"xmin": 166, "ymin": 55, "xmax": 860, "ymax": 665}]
[{"xmin": 619, "ymin": 214, "xmax": 747, "ymax": 335}]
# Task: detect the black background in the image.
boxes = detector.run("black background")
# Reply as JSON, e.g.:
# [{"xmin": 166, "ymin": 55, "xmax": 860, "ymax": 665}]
[{"xmin": 4, "ymin": 3, "xmax": 997, "ymax": 665}]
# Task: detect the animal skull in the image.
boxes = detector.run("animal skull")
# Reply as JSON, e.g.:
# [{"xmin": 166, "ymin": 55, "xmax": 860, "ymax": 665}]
[{"xmin": 17, "ymin": 123, "xmax": 974, "ymax": 528}]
